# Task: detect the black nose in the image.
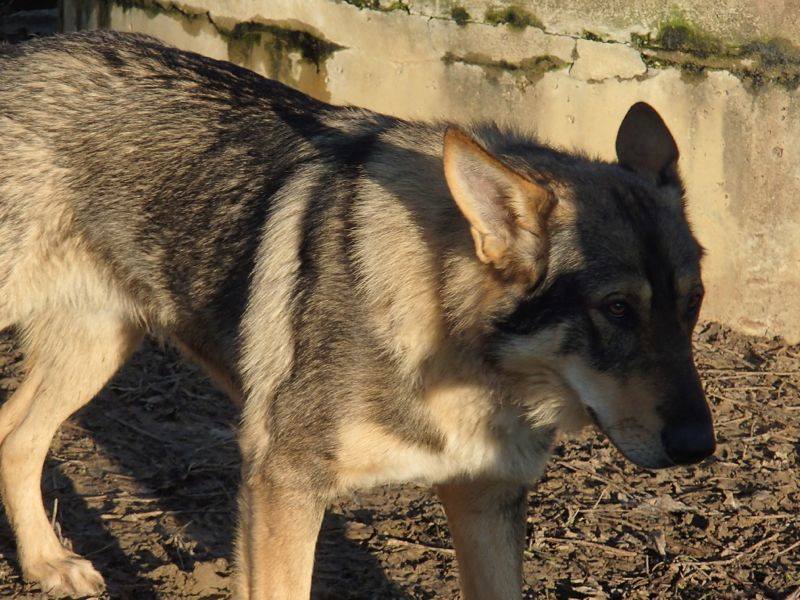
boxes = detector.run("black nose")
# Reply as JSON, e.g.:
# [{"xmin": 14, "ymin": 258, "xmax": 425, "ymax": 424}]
[{"xmin": 661, "ymin": 423, "xmax": 715, "ymax": 465}]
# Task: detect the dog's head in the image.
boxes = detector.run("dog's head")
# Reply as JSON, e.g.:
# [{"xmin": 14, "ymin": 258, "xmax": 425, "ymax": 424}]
[{"xmin": 443, "ymin": 102, "xmax": 714, "ymax": 469}]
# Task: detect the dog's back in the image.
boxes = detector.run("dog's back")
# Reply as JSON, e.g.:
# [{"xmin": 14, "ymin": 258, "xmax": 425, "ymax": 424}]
[
  {"xmin": 0, "ymin": 32, "xmax": 419, "ymax": 374},
  {"xmin": 1, "ymin": 32, "xmax": 342, "ymax": 337}
]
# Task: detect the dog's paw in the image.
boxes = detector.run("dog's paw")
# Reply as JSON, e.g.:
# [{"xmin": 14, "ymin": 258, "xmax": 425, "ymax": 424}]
[{"xmin": 24, "ymin": 552, "xmax": 105, "ymax": 598}]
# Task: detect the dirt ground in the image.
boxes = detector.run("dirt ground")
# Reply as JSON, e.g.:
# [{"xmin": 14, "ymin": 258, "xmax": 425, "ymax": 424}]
[{"xmin": 0, "ymin": 322, "xmax": 797, "ymax": 599}]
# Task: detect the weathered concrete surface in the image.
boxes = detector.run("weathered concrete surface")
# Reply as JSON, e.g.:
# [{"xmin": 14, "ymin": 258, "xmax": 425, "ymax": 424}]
[
  {"xmin": 570, "ymin": 40, "xmax": 647, "ymax": 81},
  {"xmin": 403, "ymin": 0, "xmax": 800, "ymax": 44},
  {"xmin": 62, "ymin": 0, "xmax": 800, "ymax": 341}
]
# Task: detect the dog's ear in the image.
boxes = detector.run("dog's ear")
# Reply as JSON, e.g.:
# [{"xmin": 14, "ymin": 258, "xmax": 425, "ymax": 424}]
[
  {"xmin": 615, "ymin": 102, "xmax": 680, "ymax": 187},
  {"xmin": 443, "ymin": 127, "xmax": 555, "ymax": 275}
]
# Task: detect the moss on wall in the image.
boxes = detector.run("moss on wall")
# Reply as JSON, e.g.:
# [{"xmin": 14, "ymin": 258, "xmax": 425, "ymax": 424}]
[
  {"xmin": 222, "ymin": 21, "xmax": 343, "ymax": 67},
  {"xmin": 114, "ymin": 0, "xmax": 204, "ymax": 22},
  {"xmin": 218, "ymin": 21, "xmax": 344, "ymax": 100},
  {"xmin": 631, "ymin": 8, "xmax": 800, "ymax": 89},
  {"xmin": 443, "ymin": 51, "xmax": 567, "ymax": 87},
  {"xmin": 652, "ymin": 8, "xmax": 722, "ymax": 56},
  {"xmin": 483, "ymin": 5, "xmax": 542, "ymax": 31},
  {"xmin": 342, "ymin": 0, "xmax": 410, "ymax": 12},
  {"xmin": 450, "ymin": 6, "xmax": 470, "ymax": 26},
  {"xmin": 80, "ymin": 0, "xmax": 800, "ymax": 92}
]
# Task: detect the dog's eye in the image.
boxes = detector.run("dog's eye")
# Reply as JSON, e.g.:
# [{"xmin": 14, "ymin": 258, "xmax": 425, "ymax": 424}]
[{"xmin": 605, "ymin": 300, "xmax": 630, "ymax": 319}]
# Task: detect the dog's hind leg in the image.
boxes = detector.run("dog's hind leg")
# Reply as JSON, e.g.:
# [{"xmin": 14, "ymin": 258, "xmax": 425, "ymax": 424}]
[{"xmin": 0, "ymin": 311, "xmax": 142, "ymax": 598}]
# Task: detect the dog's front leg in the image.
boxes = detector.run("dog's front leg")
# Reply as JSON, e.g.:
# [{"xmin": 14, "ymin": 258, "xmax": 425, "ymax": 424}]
[
  {"xmin": 437, "ymin": 479, "xmax": 527, "ymax": 600},
  {"xmin": 234, "ymin": 471, "xmax": 324, "ymax": 600}
]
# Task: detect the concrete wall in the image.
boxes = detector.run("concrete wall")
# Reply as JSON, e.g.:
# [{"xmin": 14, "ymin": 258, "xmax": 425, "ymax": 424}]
[{"xmin": 62, "ymin": 0, "xmax": 800, "ymax": 341}]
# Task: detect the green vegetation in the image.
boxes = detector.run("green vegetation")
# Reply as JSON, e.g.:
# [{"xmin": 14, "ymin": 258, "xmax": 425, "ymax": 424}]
[
  {"xmin": 631, "ymin": 8, "xmax": 720, "ymax": 57},
  {"xmin": 450, "ymin": 6, "xmax": 470, "ymax": 27},
  {"xmin": 738, "ymin": 38, "xmax": 800, "ymax": 88},
  {"xmin": 652, "ymin": 7, "xmax": 721, "ymax": 56},
  {"xmin": 741, "ymin": 38, "xmax": 800, "ymax": 68},
  {"xmin": 581, "ymin": 30, "xmax": 604, "ymax": 42},
  {"xmin": 484, "ymin": 5, "xmax": 543, "ymax": 31},
  {"xmin": 630, "ymin": 7, "xmax": 800, "ymax": 89},
  {"xmin": 385, "ymin": 1, "xmax": 410, "ymax": 12},
  {"xmin": 343, "ymin": 0, "xmax": 381, "ymax": 9},
  {"xmin": 223, "ymin": 21, "xmax": 343, "ymax": 66},
  {"xmin": 443, "ymin": 52, "xmax": 566, "ymax": 87},
  {"xmin": 343, "ymin": 0, "xmax": 410, "ymax": 11}
]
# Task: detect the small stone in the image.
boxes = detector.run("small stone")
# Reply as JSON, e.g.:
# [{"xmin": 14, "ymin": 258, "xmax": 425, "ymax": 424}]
[
  {"xmin": 648, "ymin": 530, "xmax": 667, "ymax": 557},
  {"xmin": 344, "ymin": 521, "xmax": 375, "ymax": 541},
  {"xmin": 187, "ymin": 560, "xmax": 229, "ymax": 595}
]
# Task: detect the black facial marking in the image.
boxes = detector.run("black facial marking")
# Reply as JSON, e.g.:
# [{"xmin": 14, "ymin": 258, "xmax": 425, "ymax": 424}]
[{"xmin": 493, "ymin": 272, "xmax": 583, "ymax": 336}]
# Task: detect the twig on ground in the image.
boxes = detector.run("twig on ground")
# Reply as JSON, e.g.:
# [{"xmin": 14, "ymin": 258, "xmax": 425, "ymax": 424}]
[
  {"xmin": 538, "ymin": 536, "xmax": 638, "ymax": 558},
  {"xmin": 106, "ymin": 413, "xmax": 166, "ymax": 443},
  {"xmin": 382, "ymin": 536, "xmax": 456, "ymax": 556}
]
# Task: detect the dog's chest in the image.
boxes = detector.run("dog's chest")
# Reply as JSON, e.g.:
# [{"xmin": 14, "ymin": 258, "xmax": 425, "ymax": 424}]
[{"xmin": 332, "ymin": 387, "xmax": 553, "ymax": 490}]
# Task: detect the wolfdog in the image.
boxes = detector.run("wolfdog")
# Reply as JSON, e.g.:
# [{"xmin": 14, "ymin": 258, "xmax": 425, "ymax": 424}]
[{"xmin": 0, "ymin": 31, "xmax": 714, "ymax": 598}]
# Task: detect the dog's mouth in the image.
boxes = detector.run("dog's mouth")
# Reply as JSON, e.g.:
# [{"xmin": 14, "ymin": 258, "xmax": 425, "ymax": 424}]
[{"xmin": 581, "ymin": 406, "xmax": 675, "ymax": 470}]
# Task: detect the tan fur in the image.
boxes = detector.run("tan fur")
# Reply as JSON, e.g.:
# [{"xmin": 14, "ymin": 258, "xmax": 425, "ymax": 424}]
[
  {"xmin": 560, "ymin": 357, "xmax": 669, "ymax": 466},
  {"xmin": 235, "ymin": 476, "xmax": 324, "ymax": 600},
  {"xmin": 0, "ymin": 313, "xmax": 142, "ymax": 597},
  {"xmin": 237, "ymin": 167, "xmax": 319, "ymax": 471},
  {"xmin": 0, "ymin": 141, "xmax": 221, "ymax": 596},
  {"xmin": 443, "ymin": 127, "xmax": 555, "ymax": 276},
  {"xmin": 0, "ymin": 205, "xmax": 144, "ymax": 597},
  {"xmin": 437, "ymin": 480, "xmax": 526, "ymax": 600},
  {"xmin": 173, "ymin": 340, "xmax": 244, "ymax": 406},
  {"xmin": 334, "ymin": 353, "xmax": 556, "ymax": 490},
  {"xmin": 351, "ymin": 176, "xmax": 446, "ymax": 375},
  {"xmin": 499, "ymin": 325, "xmax": 591, "ymax": 432}
]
